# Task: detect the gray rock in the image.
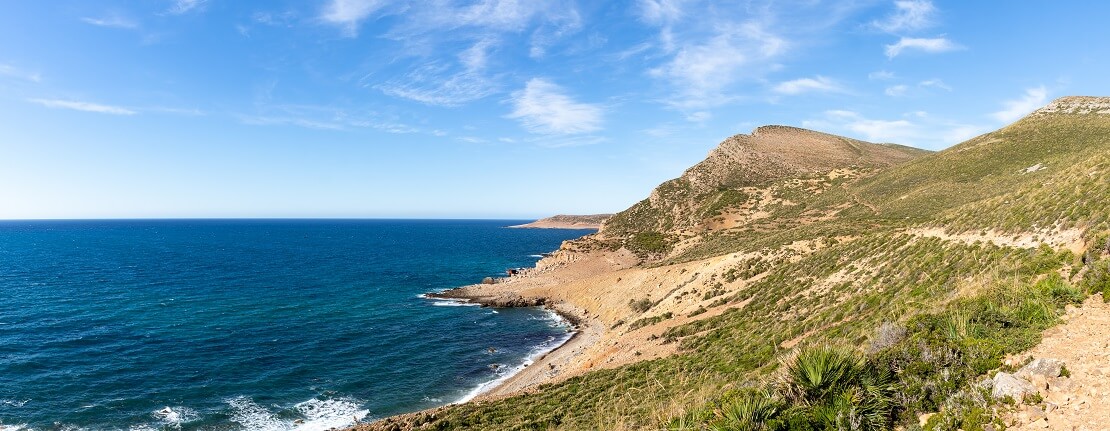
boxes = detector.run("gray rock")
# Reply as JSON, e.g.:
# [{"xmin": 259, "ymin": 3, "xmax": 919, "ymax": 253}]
[
  {"xmin": 1018, "ymin": 358, "xmax": 1065, "ymax": 379},
  {"xmin": 992, "ymin": 372, "xmax": 1037, "ymax": 400}
]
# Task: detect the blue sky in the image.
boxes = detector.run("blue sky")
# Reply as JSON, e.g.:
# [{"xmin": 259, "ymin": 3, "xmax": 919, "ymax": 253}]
[{"xmin": 1, "ymin": 1, "xmax": 1107, "ymax": 219}]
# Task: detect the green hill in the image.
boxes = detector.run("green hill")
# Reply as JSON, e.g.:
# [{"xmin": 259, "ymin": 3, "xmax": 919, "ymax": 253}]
[{"xmin": 358, "ymin": 97, "xmax": 1110, "ymax": 430}]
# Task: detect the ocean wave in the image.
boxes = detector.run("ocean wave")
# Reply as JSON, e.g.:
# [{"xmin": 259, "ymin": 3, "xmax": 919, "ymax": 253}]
[
  {"xmin": 528, "ymin": 254, "xmax": 544, "ymax": 258},
  {"xmin": 0, "ymin": 424, "xmax": 29, "ymax": 431},
  {"xmin": 417, "ymin": 293, "xmax": 479, "ymax": 307},
  {"xmin": 227, "ymin": 396, "xmax": 369, "ymax": 431},
  {"xmin": 455, "ymin": 313, "xmax": 576, "ymax": 403},
  {"xmin": 153, "ymin": 406, "xmax": 200, "ymax": 426},
  {"xmin": 0, "ymin": 399, "xmax": 29, "ymax": 408},
  {"xmin": 430, "ymin": 300, "xmax": 480, "ymax": 307}
]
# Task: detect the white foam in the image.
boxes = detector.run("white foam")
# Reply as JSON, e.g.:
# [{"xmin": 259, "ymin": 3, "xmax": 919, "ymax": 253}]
[
  {"xmin": 0, "ymin": 424, "xmax": 29, "ymax": 431},
  {"xmin": 153, "ymin": 406, "xmax": 199, "ymax": 426},
  {"xmin": 454, "ymin": 311, "xmax": 575, "ymax": 403},
  {"xmin": 227, "ymin": 396, "xmax": 368, "ymax": 431},
  {"xmin": 0, "ymin": 399, "xmax": 28, "ymax": 408},
  {"xmin": 430, "ymin": 300, "xmax": 480, "ymax": 307},
  {"xmin": 528, "ymin": 254, "xmax": 544, "ymax": 258}
]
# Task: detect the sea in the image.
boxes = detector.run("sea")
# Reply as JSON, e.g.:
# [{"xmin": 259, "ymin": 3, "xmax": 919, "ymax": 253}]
[{"xmin": 0, "ymin": 219, "xmax": 592, "ymax": 431}]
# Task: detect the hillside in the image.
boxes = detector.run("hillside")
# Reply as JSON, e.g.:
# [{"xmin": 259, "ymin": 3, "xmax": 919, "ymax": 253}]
[
  {"xmin": 595, "ymin": 126, "xmax": 929, "ymax": 258},
  {"xmin": 356, "ymin": 97, "xmax": 1110, "ymax": 431},
  {"xmin": 508, "ymin": 214, "xmax": 612, "ymax": 229}
]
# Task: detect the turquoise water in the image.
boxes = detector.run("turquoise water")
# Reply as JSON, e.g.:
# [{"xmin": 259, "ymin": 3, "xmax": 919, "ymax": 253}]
[{"xmin": 0, "ymin": 220, "xmax": 590, "ymax": 431}]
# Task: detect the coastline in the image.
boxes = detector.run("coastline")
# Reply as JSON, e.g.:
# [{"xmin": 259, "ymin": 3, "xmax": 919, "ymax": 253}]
[{"xmin": 424, "ymin": 288, "xmax": 597, "ymax": 399}]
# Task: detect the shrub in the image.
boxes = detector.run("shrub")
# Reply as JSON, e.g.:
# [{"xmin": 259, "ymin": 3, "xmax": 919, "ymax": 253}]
[
  {"xmin": 629, "ymin": 231, "xmax": 670, "ymax": 253},
  {"xmin": 629, "ymin": 298, "xmax": 654, "ymax": 313}
]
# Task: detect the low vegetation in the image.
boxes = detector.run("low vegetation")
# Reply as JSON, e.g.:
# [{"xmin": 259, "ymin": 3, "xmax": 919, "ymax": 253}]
[{"xmin": 361, "ymin": 101, "xmax": 1110, "ymax": 430}]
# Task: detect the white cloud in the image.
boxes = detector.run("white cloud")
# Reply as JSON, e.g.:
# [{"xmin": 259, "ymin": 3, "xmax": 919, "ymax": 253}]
[
  {"xmin": 885, "ymin": 36, "xmax": 960, "ymax": 58},
  {"xmin": 0, "ymin": 64, "xmax": 42, "ymax": 82},
  {"xmin": 871, "ymin": 0, "xmax": 936, "ymax": 33},
  {"xmin": 167, "ymin": 0, "xmax": 207, "ymax": 15},
  {"xmin": 651, "ymin": 22, "xmax": 786, "ymax": 108},
  {"xmin": 885, "ymin": 85, "xmax": 908, "ymax": 96},
  {"xmin": 773, "ymin": 76, "xmax": 843, "ymax": 95},
  {"xmin": 868, "ymin": 70, "xmax": 895, "ymax": 80},
  {"xmin": 919, "ymin": 78, "xmax": 951, "ymax": 91},
  {"xmin": 991, "ymin": 86, "xmax": 1048, "ymax": 123},
  {"xmin": 685, "ymin": 111, "xmax": 711, "ymax": 122},
  {"xmin": 817, "ymin": 110, "xmax": 917, "ymax": 143},
  {"xmin": 638, "ymin": 0, "xmax": 685, "ymax": 24},
  {"xmin": 462, "ymin": 0, "xmax": 553, "ymax": 31},
  {"xmin": 320, "ymin": 0, "xmax": 388, "ymax": 36},
  {"xmin": 507, "ymin": 78, "xmax": 603, "ymax": 135},
  {"xmin": 377, "ymin": 67, "xmax": 498, "ymax": 106},
  {"xmin": 805, "ymin": 109, "xmax": 987, "ymax": 149},
  {"xmin": 376, "ymin": 39, "xmax": 501, "ymax": 107},
  {"xmin": 459, "ymin": 38, "xmax": 495, "ymax": 70},
  {"xmin": 81, "ymin": 14, "xmax": 138, "ymax": 29},
  {"xmin": 28, "ymin": 99, "xmax": 135, "ymax": 115}
]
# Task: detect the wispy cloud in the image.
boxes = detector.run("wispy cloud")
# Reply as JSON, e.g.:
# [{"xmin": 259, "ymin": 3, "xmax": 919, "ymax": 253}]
[
  {"xmin": 991, "ymin": 86, "xmax": 1048, "ymax": 123},
  {"xmin": 376, "ymin": 63, "xmax": 499, "ymax": 107},
  {"xmin": 167, "ymin": 0, "xmax": 207, "ymax": 15},
  {"xmin": 804, "ymin": 109, "xmax": 986, "ymax": 149},
  {"xmin": 871, "ymin": 0, "xmax": 937, "ymax": 33},
  {"xmin": 885, "ymin": 36, "xmax": 960, "ymax": 58},
  {"xmin": 0, "ymin": 64, "xmax": 42, "ymax": 82},
  {"xmin": 868, "ymin": 70, "xmax": 895, "ymax": 80},
  {"xmin": 320, "ymin": 0, "xmax": 388, "ymax": 37},
  {"xmin": 81, "ymin": 14, "xmax": 138, "ymax": 29},
  {"xmin": 773, "ymin": 76, "xmax": 843, "ymax": 95},
  {"xmin": 376, "ymin": 38, "xmax": 501, "ymax": 106},
  {"xmin": 637, "ymin": 0, "xmax": 686, "ymax": 24},
  {"xmin": 884, "ymin": 85, "xmax": 908, "ymax": 96},
  {"xmin": 650, "ymin": 22, "xmax": 786, "ymax": 108},
  {"xmin": 883, "ymin": 79, "xmax": 949, "ymax": 97},
  {"xmin": 239, "ymin": 104, "xmax": 424, "ymax": 133},
  {"xmin": 507, "ymin": 78, "xmax": 602, "ymax": 135},
  {"xmin": 919, "ymin": 78, "xmax": 951, "ymax": 91},
  {"xmin": 28, "ymin": 98, "xmax": 136, "ymax": 115}
]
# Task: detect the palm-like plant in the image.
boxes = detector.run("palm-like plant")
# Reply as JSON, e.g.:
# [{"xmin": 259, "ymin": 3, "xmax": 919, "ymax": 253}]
[
  {"xmin": 778, "ymin": 346, "xmax": 895, "ymax": 431},
  {"xmin": 708, "ymin": 391, "xmax": 786, "ymax": 431}
]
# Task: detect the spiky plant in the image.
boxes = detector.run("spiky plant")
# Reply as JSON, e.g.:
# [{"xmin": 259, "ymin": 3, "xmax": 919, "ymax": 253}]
[
  {"xmin": 778, "ymin": 346, "xmax": 865, "ymax": 406},
  {"xmin": 778, "ymin": 346, "xmax": 894, "ymax": 430},
  {"xmin": 708, "ymin": 391, "xmax": 785, "ymax": 431}
]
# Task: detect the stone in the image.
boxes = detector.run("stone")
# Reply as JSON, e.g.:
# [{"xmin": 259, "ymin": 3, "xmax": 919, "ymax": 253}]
[
  {"xmin": 992, "ymin": 372, "xmax": 1037, "ymax": 400},
  {"xmin": 1027, "ymin": 405, "xmax": 1047, "ymax": 422},
  {"xmin": 1018, "ymin": 358, "xmax": 1065, "ymax": 379},
  {"xmin": 1048, "ymin": 377, "xmax": 1076, "ymax": 392}
]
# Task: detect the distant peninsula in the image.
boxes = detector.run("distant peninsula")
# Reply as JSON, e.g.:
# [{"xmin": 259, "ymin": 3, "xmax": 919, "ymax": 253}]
[{"xmin": 508, "ymin": 214, "xmax": 611, "ymax": 229}]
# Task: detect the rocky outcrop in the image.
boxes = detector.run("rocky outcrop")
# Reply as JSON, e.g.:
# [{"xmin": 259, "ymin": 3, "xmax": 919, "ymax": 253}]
[
  {"xmin": 1033, "ymin": 96, "xmax": 1110, "ymax": 116},
  {"xmin": 992, "ymin": 372, "xmax": 1038, "ymax": 400}
]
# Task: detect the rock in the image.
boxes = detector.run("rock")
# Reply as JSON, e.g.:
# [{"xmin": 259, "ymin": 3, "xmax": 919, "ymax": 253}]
[
  {"xmin": 1048, "ymin": 377, "xmax": 1076, "ymax": 392},
  {"xmin": 992, "ymin": 372, "xmax": 1037, "ymax": 400},
  {"xmin": 1027, "ymin": 405, "xmax": 1047, "ymax": 421},
  {"xmin": 1018, "ymin": 358, "xmax": 1065, "ymax": 379}
]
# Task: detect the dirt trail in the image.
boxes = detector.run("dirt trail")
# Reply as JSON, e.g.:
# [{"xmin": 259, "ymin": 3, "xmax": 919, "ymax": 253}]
[{"xmin": 1007, "ymin": 295, "xmax": 1110, "ymax": 430}]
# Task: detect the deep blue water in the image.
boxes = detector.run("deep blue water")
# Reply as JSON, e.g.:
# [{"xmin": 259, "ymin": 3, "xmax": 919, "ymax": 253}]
[{"xmin": 0, "ymin": 220, "xmax": 590, "ymax": 431}]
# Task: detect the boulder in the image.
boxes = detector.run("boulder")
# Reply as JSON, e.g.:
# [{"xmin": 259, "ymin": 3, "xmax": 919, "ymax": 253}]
[
  {"xmin": 1017, "ymin": 358, "xmax": 1065, "ymax": 379},
  {"xmin": 992, "ymin": 372, "xmax": 1037, "ymax": 400}
]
